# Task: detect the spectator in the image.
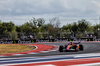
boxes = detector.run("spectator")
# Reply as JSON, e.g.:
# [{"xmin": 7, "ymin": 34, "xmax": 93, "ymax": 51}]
[
  {"xmin": 90, "ymin": 34, "xmax": 93, "ymax": 38},
  {"xmin": 86, "ymin": 34, "xmax": 89, "ymax": 38}
]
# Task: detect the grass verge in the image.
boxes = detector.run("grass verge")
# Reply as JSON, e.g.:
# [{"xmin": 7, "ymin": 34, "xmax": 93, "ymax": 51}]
[{"xmin": 0, "ymin": 44, "xmax": 35, "ymax": 55}]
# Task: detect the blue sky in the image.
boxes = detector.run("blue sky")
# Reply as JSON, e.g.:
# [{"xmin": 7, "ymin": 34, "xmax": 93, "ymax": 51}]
[{"xmin": 0, "ymin": 0, "xmax": 100, "ymax": 26}]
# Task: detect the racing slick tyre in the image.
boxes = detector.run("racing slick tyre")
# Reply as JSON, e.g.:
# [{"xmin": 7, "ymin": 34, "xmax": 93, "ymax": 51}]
[
  {"xmin": 59, "ymin": 45, "xmax": 64, "ymax": 52},
  {"xmin": 79, "ymin": 44, "xmax": 84, "ymax": 51}
]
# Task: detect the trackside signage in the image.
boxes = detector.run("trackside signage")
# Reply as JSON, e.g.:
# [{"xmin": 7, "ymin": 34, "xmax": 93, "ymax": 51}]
[
  {"xmin": 0, "ymin": 38, "xmax": 94, "ymax": 44},
  {"xmin": 0, "ymin": 40, "xmax": 32, "ymax": 44}
]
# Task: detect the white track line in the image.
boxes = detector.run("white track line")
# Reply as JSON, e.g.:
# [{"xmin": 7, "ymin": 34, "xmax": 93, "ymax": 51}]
[{"xmin": 71, "ymin": 62, "xmax": 100, "ymax": 66}]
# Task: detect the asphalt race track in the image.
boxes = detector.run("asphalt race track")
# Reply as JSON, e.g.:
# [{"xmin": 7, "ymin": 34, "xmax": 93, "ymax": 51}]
[{"xmin": 1, "ymin": 42, "xmax": 100, "ymax": 58}]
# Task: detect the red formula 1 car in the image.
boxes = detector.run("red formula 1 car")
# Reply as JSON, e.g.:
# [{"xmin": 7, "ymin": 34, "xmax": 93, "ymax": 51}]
[{"xmin": 59, "ymin": 42, "xmax": 84, "ymax": 52}]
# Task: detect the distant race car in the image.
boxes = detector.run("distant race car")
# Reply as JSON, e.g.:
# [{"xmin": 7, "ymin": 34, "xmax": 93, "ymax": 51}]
[{"xmin": 59, "ymin": 42, "xmax": 84, "ymax": 52}]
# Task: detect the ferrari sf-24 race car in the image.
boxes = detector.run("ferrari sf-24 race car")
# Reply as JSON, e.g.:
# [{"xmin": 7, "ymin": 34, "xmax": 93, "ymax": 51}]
[{"xmin": 59, "ymin": 42, "xmax": 84, "ymax": 52}]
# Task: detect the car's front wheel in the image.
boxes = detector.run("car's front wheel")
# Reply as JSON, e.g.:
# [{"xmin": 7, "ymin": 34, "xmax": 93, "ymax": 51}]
[{"xmin": 59, "ymin": 45, "xmax": 64, "ymax": 52}]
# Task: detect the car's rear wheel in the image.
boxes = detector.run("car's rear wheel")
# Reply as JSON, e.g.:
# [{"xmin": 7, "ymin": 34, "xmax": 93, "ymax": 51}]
[{"xmin": 59, "ymin": 45, "xmax": 64, "ymax": 52}]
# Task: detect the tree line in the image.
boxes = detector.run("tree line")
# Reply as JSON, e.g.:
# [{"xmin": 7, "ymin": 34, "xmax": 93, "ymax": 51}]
[{"xmin": 0, "ymin": 17, "xmax": 100, "ymax": 40}]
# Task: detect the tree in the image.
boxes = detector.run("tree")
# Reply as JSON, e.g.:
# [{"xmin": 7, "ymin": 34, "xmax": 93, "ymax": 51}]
[
  {"xmin": 29, "ymin": 17, "xmax": 45, "ymax": 28},
  {"xmin": 78, "ymin": 19, "xmax": 90, "ymax": 32},
  {"xmin": 21, "ymin": 22, "xmax": 33, "ymax": 35},
  {"xmin": 40, "ymin": 24, "xmax": 48, "ymax": 32},
  {"xmin": 93, "ymin": 24, "xmax": 100, "ymax": 32},
  {"xmin": 47, "ymin": 24, "xmax": 55, "ymax": 34},
  {"xmin": 93, "ymin": 24, "xmax": 100, "ymax": 37},
  {"xmin": 30, "ymin": 17, "xmax": 37, "ymax": 27},
  {"xmin": 10, "ymin": 30, "xmax": 18, "ymax": 40},
  {"xmin": 49, "ymin": 17, "xmax": 60, "ymax": 28},
  {"xmin": 2, "ymin": 22, "xmax": 15, "ymax": 32},
  {"xmin": 62, "ymin": 25, "xmax": 69, "ymax": 32},
  {"xmin": 37, "ymin": 18, "xmax": 45, "ymax": 27},
  {"xmin": 16, "ymin": 26, "xmax": 23, "ymax": 32},
  {"xmin": 66, "ymin": 24, "xmax": 72, "ymax": 31},
  {"xmin": 0, "ymin": 21, "xmax": 3, "ymax": 35},
  {"xmin": 71, "ymin": 22, "xmax": 78, "ymax": 32},
  {"xmin": 0, "ymin": 21, "xmax": 16, "ymax": 39}
]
